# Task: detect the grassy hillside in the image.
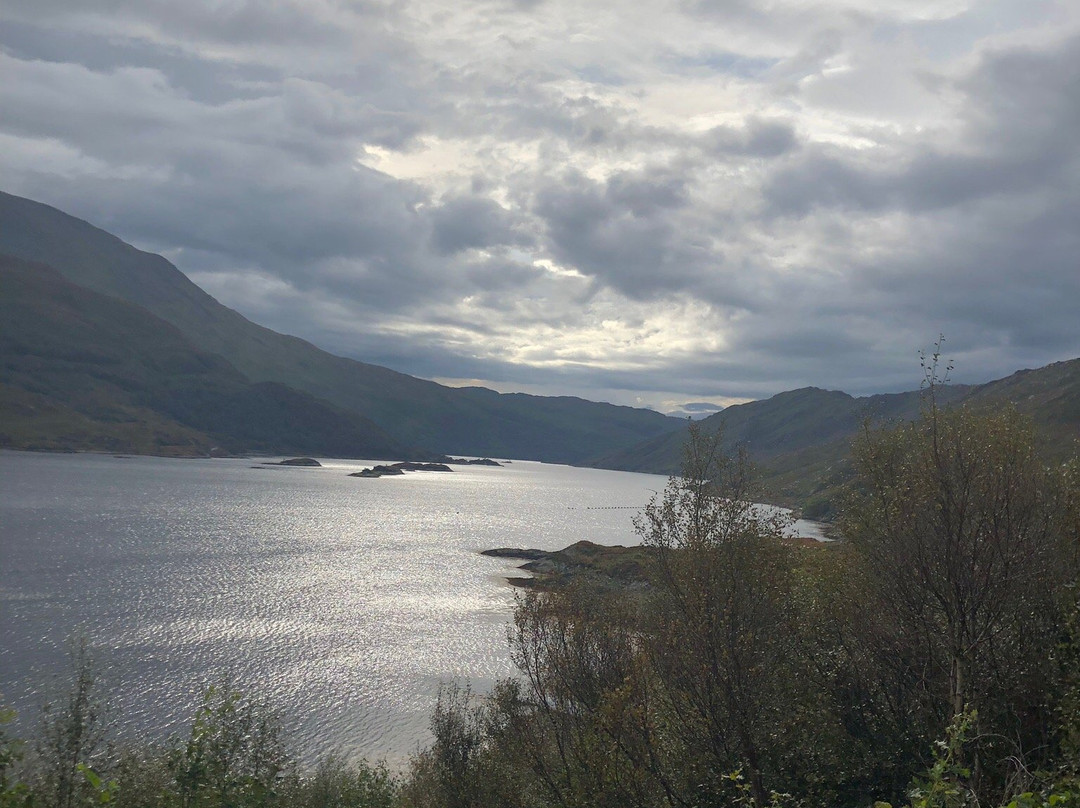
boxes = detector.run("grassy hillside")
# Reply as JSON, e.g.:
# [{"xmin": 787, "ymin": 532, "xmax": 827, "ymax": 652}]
[
  {"xmin": 592, "ymin": 367, "xmax": 1079, "ymax": 517},
  {"xmin": 0, "ymin": 254, "xmax": 408, "ymax": 458},
  {"xmin": 965, "ymin": 359, "xmax": 1080, "ymax": 449},
  {"xmin": 0, "ymin": 191, "xmax": 683, "ymax": 461},
  {"xmin": 590, "ymin": 387, "xmax": 935, "ymax": 475}
]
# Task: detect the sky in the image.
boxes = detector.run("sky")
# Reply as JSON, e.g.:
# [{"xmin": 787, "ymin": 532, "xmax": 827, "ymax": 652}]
[{"xmin": 2, "ymin": 1, "xmax": 1078, "ymax": 416}]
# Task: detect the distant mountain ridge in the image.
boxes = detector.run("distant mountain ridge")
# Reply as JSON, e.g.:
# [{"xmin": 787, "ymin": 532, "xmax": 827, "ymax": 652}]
[
  {"xmin": 591, "ymin": 361, "xmax": 1080, "ymax": 517},
  {"xmin": 0, "ymin": 191, "xmax": 683, "ymax": 461}
]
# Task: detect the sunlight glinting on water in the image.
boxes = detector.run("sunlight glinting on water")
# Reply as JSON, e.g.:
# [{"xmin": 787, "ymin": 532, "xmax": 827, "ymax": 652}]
[{"xmin": 0, "ymin": 451, "xmax": 825, "ymax": 767}]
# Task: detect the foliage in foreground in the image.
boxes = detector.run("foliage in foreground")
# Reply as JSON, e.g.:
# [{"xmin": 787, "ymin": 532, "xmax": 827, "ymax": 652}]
[
  {"xmin": 393, "ymin": 389, "xmax": 1079, "ymax": 808},
  {"xmin": 3, "ymin": 379, "xmax": 1078, "ymax": 808},
  {"xmin": 1, "ymin": 660, "xmax": 398, "ymax": 808}
]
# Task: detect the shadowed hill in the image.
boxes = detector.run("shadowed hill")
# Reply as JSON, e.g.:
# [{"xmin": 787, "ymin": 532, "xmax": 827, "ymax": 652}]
[
  {"xmin": 591, "ymin": 366, "xmax": 1079, "ymax": 516},
  {"xmin": 0, "ymin": 253, "xmax": 408, "ymax": 458},
  {"xmin": 965, "ymin": 359, "xmax": 1080, "ymax": 438},
  {"xmin": 0, "ymin": 191, "xmax": 683, "ymax": 462},
  {"xmin": 590, "ymin": 386, "xmax": 955, "ymax": 476}
]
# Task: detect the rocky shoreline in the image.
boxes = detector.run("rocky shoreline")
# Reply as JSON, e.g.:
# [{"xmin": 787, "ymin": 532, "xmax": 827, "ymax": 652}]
[
  {"xmin": 482, "ymin": 541, "xmax": 654, "ymax": 589},
  {"xmin": 484, "ymin": 532, "xmax": 831, "ymax": 589}
]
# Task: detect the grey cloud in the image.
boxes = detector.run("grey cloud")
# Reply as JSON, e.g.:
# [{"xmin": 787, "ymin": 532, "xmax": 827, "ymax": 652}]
[
  {"xmin": 751, "ymin": 34, "xmax": 1080, "ymax": 378},
  {"xmin": 534, "ymin": 175, "xmax": 691, "ymax": 301},
  {"xmin": 460, "ymin": 258, "xmax": 547, "ymax": 299},
  {"xmin": 531, "ymin": 166, "xmax": 773, "ymax": 315},
  {"xmin": 2, "ymin": 0, "xmax": 1078, "ymax": 411},
  {"xmin": 743, "ymin": 118, "xmax": 800, "ymax": 158},
  {"xmin": 0, "ymin": 41, "xmax": 443, "ymax": 299},
  {"xmin": 763, "ymin": 144, "xmax": 1067, "ymax": 218},
  {"xmin": 6, "ymin": 0, "xmax": 359, "ymax": 51},
  {"xmin": 762, "ymin": 151, "xmax": 885, "ymax": 216},
  {"xmin": 764, "ymin": 34, "xmax": 1080, "ymax": 218},
  {"xmin": 9, "ymin": 159, "xmax": 448, "ymax": 312},
  {"xmin": 0, "ymin": 56, "xmax": 407, "ymax": 175},
  {"xmin": 428, "ymin": 195, "xmax": 533, "ymax": 255},
  {"xmin": 679, "ymin": 402, "xmax": 725, "ymax": 413},
  {"xmin": 732, "ymin": 323, "xmax": 867, "ymax": 364},
  {"xmin": 511, "ymin": 95, "xmax": 631, "ymax": 149},
  {"xmin": 0, "ymin": 20, "xmax": 279, "ymax": 105},
  {"xmin": 443, "ymin": 78, "xmax": 678, "ymax": 158},
  {"xmin": 679, "ymin": 0, "xmax": 789, "ymax": 28},
  {"xmin": 662, "ymin": 48, "xmax": 778, "ymax": 79},
  {"xmin": 706, "ymin": 117, "xmax": 800, "ymax": 158},
  {"xmin": 281, "ymin": 79, "xmax": 424, "ymax": 149},
  {"xmin": 605, "ymin": 169, "xmax": 689, "ymax": 216},
  {"xmin": 867, "ymin": 203, "xmax": 1080, "ymax": 350}
]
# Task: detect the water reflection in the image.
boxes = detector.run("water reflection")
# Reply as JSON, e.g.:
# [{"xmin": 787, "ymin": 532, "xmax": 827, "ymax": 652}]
[{"xmin": 0, "ymin": 451, "xmax": 826, "ymax": 766}]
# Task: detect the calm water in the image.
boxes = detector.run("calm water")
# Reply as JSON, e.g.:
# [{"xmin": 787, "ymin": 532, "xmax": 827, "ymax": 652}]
[{"xmin": 0, "ymin": 450, "xmax": 823, "ymax": 766}]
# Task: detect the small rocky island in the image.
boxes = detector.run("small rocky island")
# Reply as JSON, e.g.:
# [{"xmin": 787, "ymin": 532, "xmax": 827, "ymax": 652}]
[
  {"xmin": 482, "ymin": 541, "xmax": 654, "ymax": 589},
  {"xmin": 349, "ymin": 461, "xmax": 454, "ymax": 478},
  {"xmin": 447, "ymin": 457, "xmax": 503, "ymax": 466},
  {"xmin": 274, "ymin": 457, "xmax": 322, "ymax": 467}
]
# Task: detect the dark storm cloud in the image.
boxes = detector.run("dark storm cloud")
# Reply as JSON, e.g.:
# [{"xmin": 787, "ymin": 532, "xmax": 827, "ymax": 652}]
[{"xmin": 2, "ymin": 0, "xmax": 1078, "ymax": 410}]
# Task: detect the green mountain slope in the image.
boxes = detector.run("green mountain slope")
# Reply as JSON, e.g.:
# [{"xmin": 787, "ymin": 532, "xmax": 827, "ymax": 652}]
[
  {"xmin": 0, "ymin": 191, "xmax": 683, "ymax": 461},
  {"xmin": 592, "ymin": 365, "xmax": 1079, "ymax": 516},
  {"xmin": 591, "ymin": 387, "xmax": 935, "ymax": 476},
  {"xmin": 0, "ymin": 253, "xmax": 408, "ymax": 458},
  {"xmin": 965, "ymin": 360, "xmax": 1080, "ymax": 440}
]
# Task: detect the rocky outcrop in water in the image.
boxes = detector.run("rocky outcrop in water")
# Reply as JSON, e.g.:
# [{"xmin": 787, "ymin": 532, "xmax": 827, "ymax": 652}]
[
  {"xmin": 276, "ymin": 457, "xmax": 322, "ymax": 466},
  {"xmin": 349, "ymin": 461, "xmax": 454, "ymax": 478},
  {"xmin": 481, "ymin": 541, "xmax": 654, "ymax": 589}
]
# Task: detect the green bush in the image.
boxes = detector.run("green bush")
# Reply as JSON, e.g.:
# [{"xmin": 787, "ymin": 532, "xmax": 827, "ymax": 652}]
[
  {"xmin": 168, "ymin": 683, "xmax": 288, "ymax": 808},
  {"xmin": 278, "ymin": 754, "xmax": 397, "ymax": 808}
]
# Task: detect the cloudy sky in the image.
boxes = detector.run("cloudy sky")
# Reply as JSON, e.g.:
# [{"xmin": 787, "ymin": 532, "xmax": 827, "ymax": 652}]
[{"xmin": 2, "ymin": 0, "xmax": 1078, "ymax": 415}]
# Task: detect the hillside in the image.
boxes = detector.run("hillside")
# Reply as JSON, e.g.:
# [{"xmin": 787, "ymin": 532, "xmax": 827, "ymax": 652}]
[
  {"xmin": 0, "ymin": 254, "xmax": 408, "ymax": 458},
  {"xmin": 592, "ymin": 364, "xmax": 1080, "ymax": 516},
  {"xmin": 965, "ymin": 359, "xmax": 1080, "ymax": 438},
  {"xmin": 591, "ymin": 386, "xmax": 962, "ymax": 475},
  {"xmin": 0, "ymin": 191, "xmax": 683, "ymax": 462}
]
